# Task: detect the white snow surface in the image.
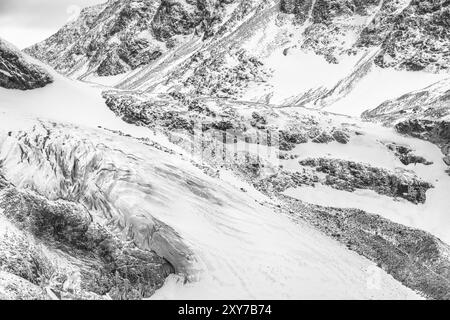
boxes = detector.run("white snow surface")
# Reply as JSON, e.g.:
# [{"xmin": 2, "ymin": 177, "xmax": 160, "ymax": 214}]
[{"xmin": 0, "ymin": 72, "xmax": 422, "ymax": 299}]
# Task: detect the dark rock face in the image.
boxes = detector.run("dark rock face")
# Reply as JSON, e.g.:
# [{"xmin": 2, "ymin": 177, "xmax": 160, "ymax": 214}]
[
  {"xmin": 362, "ymin": 78, "xmax": 450, "ymax": 126},
  {"xmin": 281, "ymin": 0, "xmax": 450, "ymax": 72},
  {"xmin": 279, "ymin": 130, "xmax": 309, "ymax": 151},
  {"xmin": 299, "ymin": 158, "xmax": 433, "ymax": 204},
  {"xmin": 25, "ymin": 0, "xmax": 164, "ymax": 77},
  {"xmin": 254, "ymin": 170, "xmax": 318, "ymax": 194},
  {"xmin": 0, "ymin": 39, "xmax": 52, "ymax": 90},
  {"xmin": 331, "ymin": 130, "xmax": 350, "ymax": 144},
  {"xmin": 0, "ymin": 176, "xmax": 173, "ymax": 300},
  {"xmin": 152, "ymin": 0, "xmax": 236, "ymax": 40},
  {"xmin": 395, "ymin": 119, "xmax": 450, "ymax": 171},
  {"xmin": 281, "ymin": 0, "xmax": 380, "ymax": 22},
  {"xmin": 284, "ymin": 197, "xmax": 450, "ymax": 300},
  {"xmin": 96, "ymin": 51, "xmax": 129, "ymax": 76},
  {"xmin": 364, "ymin": 0, "xmax": 450, "ymax": 72},
  {"xmin": 25, "ymin": 0, "xmax": 238, "ymax": 78},
  {"xmin": 278, "ymin": 127, "xmax": 350, "ymax": 151},
  {"xmin": 103, "ymin": 92, "xmax": 195, "ymax": 133},
  {"xmin": 152, "ymin": 0, "xmax": 203, "ymax": 40},
  {"xmin": 385, "ymin": 143, "xmax": 433, "ymax": 166}
]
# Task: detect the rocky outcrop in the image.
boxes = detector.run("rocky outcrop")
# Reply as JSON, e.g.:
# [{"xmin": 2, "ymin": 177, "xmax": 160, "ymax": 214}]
[
  {"xmin": 25, "ymin": 0, "xmax": 239, "ymax": 78},
  {"xmin": 182, "ymin": 49, "xmax": 268, "ymax": 98},
  {"xmin": 395, "ymin": 119, "xmax": 450, "ymax": 147},
  {"xmin": 278, "ymin": 128, "xmax": 350, "ymax": 151},
  {"xmin": 385, "ymin": 142, "xmax": 433, "ymax": 166},
  {"xmin": 394, "ymin": 119, "xmax": 450, "ymax": 173},
  {"xmin": 25, "ymin": 0, "xmax": 164, "ymax": 77},
  {"xmin": 152, "ymin": 0, "xmax": 235, "ymax": 40},
  {"xmin": 299, "ymin": 158, "xmax": 433, "ymax": 204},
  {"xmin": 254, "ymin": 170, "xmax": 318, "ymax": 194},
  {"xmin": 103, "ymin": 91, "xmax": 195, "ymax": 133},
  {"xmin": 0, "ymin": 38, "xmax": 52, "ymax": 90}
]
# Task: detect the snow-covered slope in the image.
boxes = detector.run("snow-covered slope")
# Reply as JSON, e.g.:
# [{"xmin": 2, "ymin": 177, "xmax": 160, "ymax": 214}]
[
  {"xmin": 2, "ymin": 0, "xmax": 450, "ymax": 300},
  {"xmin": 362, "ymin": 77, "xmax": 450, "ymax": 125},
  {"xmin": 1, "ymin": 36, "xmax": 444, "ymax": 299},
  {"xmin": 102, "ymin": 89, "xmax": 450, "ymax": 299},
  {"xmin": 0, "ymin": 92, "xmax": 421, "ymax": 300}
]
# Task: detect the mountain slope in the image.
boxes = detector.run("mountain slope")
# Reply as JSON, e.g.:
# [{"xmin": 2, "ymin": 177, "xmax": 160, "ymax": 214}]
[
  {"xmin": 0, "ymin": 42, "xmax": 431, "ymax": 299},
  {"xmin": 362, "ymin": 77, "xmax": 450, "ymax": 124},
  {"xmin": 25, "ymin": 0, "xmax": 449, "ymax": 107},
  {"xmin": 0, "ymin": 38, "xmax": 52, "ymax": 90},
  {"xmin": 362, "ymin": 77, "xmax": 450, "ymax": 175},
  {"xmin": 3, "ymin": 0, "xmax": 450, "ymax": 300}
]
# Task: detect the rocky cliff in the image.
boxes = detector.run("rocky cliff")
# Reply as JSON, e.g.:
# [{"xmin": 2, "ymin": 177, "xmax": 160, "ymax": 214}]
[{"xmin": 0, "ymin": 38, "xmax": 52, "ymax": 90}]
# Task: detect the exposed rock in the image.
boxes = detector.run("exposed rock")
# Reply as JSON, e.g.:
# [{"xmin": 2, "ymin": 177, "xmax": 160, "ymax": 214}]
[
  {"xmin": 96, "ymin": 51, "xmax": 130, "ymax": 77},
  {"xmin": 395, "ymin": 119, "xmax": 450, "ymax": 171},
  {"xmin": 254, "ymin": 170, "xmax": 318, "ymax": 194},
  {"xmin": 152, "ymin": 0, "xmax": 230, "ymax": 40},
  {"xmin": 182, "ymin": 49, "xmax": 268, "ymax": 98},
  {"xmin": 0, "ymin": 38, "xmax": 52, "ymax": 90},
  {"xmin": 25, "ymin": 0, "xmax": 164, "ymax": 77},
  {"xmin": 279, "ymin": 130, "xmax": 308, "ymax": 151},
  {"xmin": 0, "ymin": 178, "xmax": 174, "ymax": 300},
  {"xmin": 103, "ymin": 91, "xmax": 195, "ymax": 133},
  {"xmin": 251, "ymin": 112, "xmax": 267, "ymax": 129},
  {"xmin": 395, "ymin": 119, "xmax": 450, "ymax": 147},
  {"xmin": 311, "ymin": 131, "xmax": 334, "ymax": 143},
  {"xmin": 385, "ymin": 142, "xmax": 433, "ymax": 166},
  {"xmin": 363, "ymin": 0, "xmax": 450, "ymax": 72},
  {"xmin": 331, "ymin": 129, "xmax": 350, "ymax": 144},
  {"xmin": 25, "ymin": 0, "xmax": 239, "ymax": 78},
  {"xmin": 299, "ymin": 158, "xmax": 434, "ymax": 204}
]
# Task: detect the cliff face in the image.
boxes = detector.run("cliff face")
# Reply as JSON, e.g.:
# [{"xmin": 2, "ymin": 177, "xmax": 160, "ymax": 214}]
[
  {"xmin": 362, "ymin": 0, "xmax": 450, "ymax": 72},
  {"xmin": 24, "ymin": 0, "xmax": 238, "ymax": 78},
  {"xmin": 25, "ymin": 1, "xmax": 161, "ymax": 77},
  {"xmin": 0, "ymin": 39, "xmax": 53, "ymax": 90},
  {"xmin": 279, "ymin": 0, "xmax": 450, "ymax": 72}
]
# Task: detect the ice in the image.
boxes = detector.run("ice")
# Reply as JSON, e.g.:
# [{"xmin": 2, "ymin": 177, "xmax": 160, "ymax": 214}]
[{"xmin": 0, "ymin": 77, "xmax": 421, "ymax": 299}]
